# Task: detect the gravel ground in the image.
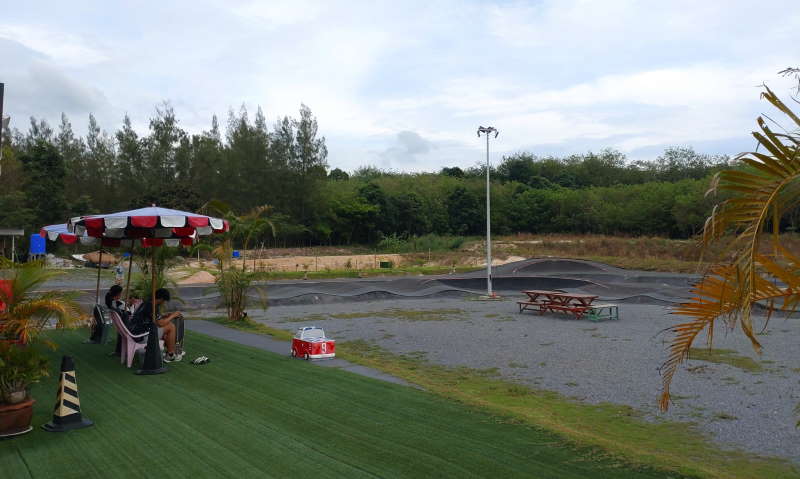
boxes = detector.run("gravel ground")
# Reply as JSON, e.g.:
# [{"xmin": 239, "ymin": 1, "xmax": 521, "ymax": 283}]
[{"xmin": 245, "ymin": 296, "xmax": 800, "ymax": 464}]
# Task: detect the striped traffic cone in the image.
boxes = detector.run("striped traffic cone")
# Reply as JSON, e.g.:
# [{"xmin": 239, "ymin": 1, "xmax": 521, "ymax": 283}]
[{"xmin": 42, "ymin": 356, "xmax": 93, "ymax": 432}]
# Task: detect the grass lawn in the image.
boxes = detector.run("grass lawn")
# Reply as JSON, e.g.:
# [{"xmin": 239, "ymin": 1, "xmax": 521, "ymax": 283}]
[
  {"xmin": 0, "ymin": 329, "xmax": 688, "ymax": 479},
  {"xmin": 208, "ymin": 318, "xmax": 797, "ymax": 479}
]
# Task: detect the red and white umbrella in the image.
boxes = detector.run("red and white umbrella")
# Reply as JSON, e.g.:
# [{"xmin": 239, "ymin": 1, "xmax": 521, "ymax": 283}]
[
  {"xmin": 65, "ymin": 206, "xmax": 230, "ymax": 373},
  {"xmin": 40, "ymin": 223, "xmax": 86, "ymax": 245},
  {"xmin": 68, "ymin": 206, "xmax": 229, "ymax": 247}
]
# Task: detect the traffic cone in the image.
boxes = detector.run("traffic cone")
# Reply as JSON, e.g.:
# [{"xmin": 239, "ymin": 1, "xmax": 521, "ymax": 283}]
[
  {"xmin": 42, "ymin": 356, "xmax": 93, "ymax": 432},
  {"xmin": 135, "ymin": 326, "xmax": 167, "ymax": 375}
]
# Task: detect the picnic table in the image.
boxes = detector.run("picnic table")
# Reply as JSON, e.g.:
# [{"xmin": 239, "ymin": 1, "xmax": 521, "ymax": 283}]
[{"xmin": 517, "ymin": 290, "xmax": 600, "ymax": 320}]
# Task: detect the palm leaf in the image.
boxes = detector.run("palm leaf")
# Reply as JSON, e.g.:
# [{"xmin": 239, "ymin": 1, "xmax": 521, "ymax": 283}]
[
  {"xmin": 661, "ymin": 87, "xmax": 800, "ymax": 411},
  {"xmin": 0, "ymin": 263, "xmax": 87, "ymax": 344}
]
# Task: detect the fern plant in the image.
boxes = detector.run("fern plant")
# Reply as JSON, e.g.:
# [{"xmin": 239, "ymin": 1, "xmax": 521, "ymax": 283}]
[{"xmin": 660, "ymin": 86, "xmax": 800, "ymax": 411}]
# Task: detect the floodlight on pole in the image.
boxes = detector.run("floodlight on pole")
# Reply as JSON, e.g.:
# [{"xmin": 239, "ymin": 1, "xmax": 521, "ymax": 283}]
[
  {"xmin": 477, "ymin": 126, "xmax": 498, "ymax": 298},
  {"xmin": 0, "ymin": 83, "xmax": 5, "ymax": 176}
]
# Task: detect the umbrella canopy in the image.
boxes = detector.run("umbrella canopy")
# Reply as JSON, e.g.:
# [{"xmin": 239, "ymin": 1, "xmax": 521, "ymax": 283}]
[
  {"xmin": 40, "ymin": 222, "xmax": 190, "ymax": 247},
  {"xmin": 68, "ymin": 206, "xmax": 228, "ymax": 247},
  {"xmin": 40, "ymin": 223, "xmax": 96, "ymax": 245}
]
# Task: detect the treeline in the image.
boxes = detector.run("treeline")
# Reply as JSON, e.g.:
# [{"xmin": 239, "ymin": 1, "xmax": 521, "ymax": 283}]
[
  {"xmin": 0, "ymin": 103, "xmax": 743, "ymax": 252},
  {"xmin": 0, "ymin": 103, "xmax": 328, "ymax": 242}
]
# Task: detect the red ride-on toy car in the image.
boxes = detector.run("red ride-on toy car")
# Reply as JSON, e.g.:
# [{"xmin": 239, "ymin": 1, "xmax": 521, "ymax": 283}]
[{"xmin": 291, "ymin": 326, "xmax": 335, "ymax": 360}]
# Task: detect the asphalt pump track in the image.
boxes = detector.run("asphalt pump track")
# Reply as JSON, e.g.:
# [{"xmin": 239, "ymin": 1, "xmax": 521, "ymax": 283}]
[{"xmin": 171, "ymin": 258, "xmax": 699, "ymax": 311}]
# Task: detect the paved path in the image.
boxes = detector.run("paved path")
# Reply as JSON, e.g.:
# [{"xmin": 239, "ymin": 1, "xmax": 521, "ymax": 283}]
[{"xmin": 185, "ymin": 319, "xmax": 415, "ymax": 388}]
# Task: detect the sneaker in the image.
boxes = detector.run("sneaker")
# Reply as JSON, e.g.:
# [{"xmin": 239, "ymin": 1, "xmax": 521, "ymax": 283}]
[
  {"xmin": 177, "ymin": 350, "xmax": 186, "ymax": 360},
  {"xmin": 164, "ymin": 353, "xmax": 177, "ymax": 362}
]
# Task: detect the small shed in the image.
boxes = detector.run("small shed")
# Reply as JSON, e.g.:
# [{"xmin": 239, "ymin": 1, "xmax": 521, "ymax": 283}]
[{"xmin": 0, "ymin": 228, "xmax": 24, "ymax": 263}]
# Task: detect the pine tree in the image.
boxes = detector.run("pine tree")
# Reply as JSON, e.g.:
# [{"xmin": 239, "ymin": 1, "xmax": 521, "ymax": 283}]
[
  {"xmin": 292, "ymin": 104, "xmax": 328, "ymax": 231},
  {"xmin": 85, "ymin": 114, "xmax": 116, "ymax": 205},
  {"xmin": 20, "ymin": 139, "xmax": 68, "ymax": 226},
  {"xmin": 56, "ymin": 114, "xmax": 88, "ymax": 199},
  {"xmin": 115, "ymin": 114, "xmax": 144, "ymax": 202}
]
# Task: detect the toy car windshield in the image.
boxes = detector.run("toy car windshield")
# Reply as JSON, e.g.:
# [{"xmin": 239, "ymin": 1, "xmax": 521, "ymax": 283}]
[{"xmin": 297, "ymin": 327, "xmax": 325, "ymax": 340}]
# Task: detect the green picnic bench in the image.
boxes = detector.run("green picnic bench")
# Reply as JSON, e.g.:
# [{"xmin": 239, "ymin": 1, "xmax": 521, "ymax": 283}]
[{"xmin": 586, "ymin": 304, "xmax": 619, "ymax": 322}]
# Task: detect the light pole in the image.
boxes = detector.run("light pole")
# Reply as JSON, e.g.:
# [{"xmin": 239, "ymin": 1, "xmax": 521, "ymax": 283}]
[
  {"xmin": 477, "ymin": 126, "xmax": 498, "ymax": 298},
  {"xmin": 0, "ymin": 83, "xmax": 6, "ymax": 176}
]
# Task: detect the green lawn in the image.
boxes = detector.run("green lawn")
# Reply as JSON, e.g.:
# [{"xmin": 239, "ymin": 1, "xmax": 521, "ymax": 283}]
[{"xmin": 0, "ymin": 329, "xmax": 688, "ymax": 479}]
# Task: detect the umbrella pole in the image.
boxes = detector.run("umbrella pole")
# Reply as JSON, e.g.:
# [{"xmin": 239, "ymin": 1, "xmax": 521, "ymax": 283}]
[
  {"xmin": 151, "ymin": 247, "xmax": 156, "ymax": 325},
  {"xmin": 95, "ymin": 250, "xmax": 103, "ymax": 305},
  {"xmin": 123, "ymin": 245, "xmax": 134, "ymax": 303}
]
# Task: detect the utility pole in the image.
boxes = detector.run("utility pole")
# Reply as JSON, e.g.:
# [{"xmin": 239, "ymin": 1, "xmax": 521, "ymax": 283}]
[
  {"xmin": 477, "ymin": 126, "xmax": 499, "ymax": 298},
  {"xmin": 0, "ymin": 83, "xmax": 6, "ymax": 176}
]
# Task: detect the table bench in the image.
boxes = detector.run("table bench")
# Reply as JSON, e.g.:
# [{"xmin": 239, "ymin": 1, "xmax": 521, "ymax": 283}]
[
  {"xmin": 519, "ymin": 290, "xmax": 600, "ymax": 320},
  {"xmin": 586, "ymin": 304, "xmax": 619, "ymax": 322}
]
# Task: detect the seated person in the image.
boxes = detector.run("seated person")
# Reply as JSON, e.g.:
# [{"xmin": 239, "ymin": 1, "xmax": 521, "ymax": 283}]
[
  {"xmin": 105, "ymin": 285, "xmax": 125, "ymax": 313},
  {"xmin": 130, "ymin": 288, "xmax": 185, "ymax": 362},
  {"xmin": 125, "ymin": 294, "xmax": 143, "ymax": 314}
]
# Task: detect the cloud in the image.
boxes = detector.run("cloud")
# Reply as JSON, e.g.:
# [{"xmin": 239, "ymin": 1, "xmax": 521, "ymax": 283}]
[
  {"xmin": 1, "ymin": 0, "xmax": 799, "ymax": 174},
  {"xmin": 232, "ymin": 0, "xmax": 326, "ymax": 28},
  {"xmin": 0, "ymin": 38, "xmax": 112, "ymax": 130},
  {"xmin": 378, "ymin": 130, "xmax": 436, "ymax": 167},
  {"xmin": 0, "ymin": 24, "xmax": 108, "ymax": 67}
]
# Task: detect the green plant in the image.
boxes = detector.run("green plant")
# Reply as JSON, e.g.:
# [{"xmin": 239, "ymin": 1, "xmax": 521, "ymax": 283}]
[
  {"xmin": 211, "ymin": 239, "xmax": 265, "ymax": 321},
  {"xmin": 215, "ymin": 267, "xmax": 258, "ymax": 322},
  {"xmin": 0, "ymin": 342, "xmax": 49, "ymax": 403},
  {"xmin": 130, "ymin": 246, "xmax": 183, "ymax": 301},
  {"xmin": 377, "ymin": 233, "xmax": 467, "ymax": 254},
  {"xmin": 0, "ymin": 261, "xmax": 84, "ymax": 344}
]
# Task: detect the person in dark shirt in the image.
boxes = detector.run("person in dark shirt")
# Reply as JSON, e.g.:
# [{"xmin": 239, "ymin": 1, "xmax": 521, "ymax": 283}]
[
  {"xmin": 105, "ymin": 284, "xmax": 124, "ymax": 310},
  {"xmin": 131, "ymin": 288, "xmax": 184, "ymax": 362}
]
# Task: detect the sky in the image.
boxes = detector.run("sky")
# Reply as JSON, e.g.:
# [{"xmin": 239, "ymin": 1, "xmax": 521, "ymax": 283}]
[{"xmin": 1, "ymin": 0, "xmax": 798, "ymax": 172}]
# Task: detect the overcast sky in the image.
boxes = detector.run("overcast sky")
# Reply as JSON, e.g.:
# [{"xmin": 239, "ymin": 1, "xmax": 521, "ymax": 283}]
[{"xmin": 1, "ymin": 0, "xmax": 798, "ymax": 172}]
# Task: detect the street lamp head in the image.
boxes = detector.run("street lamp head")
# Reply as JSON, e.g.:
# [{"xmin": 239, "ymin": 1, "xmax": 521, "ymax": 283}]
[{"xmin": 477, "ymin": 126, "xmax": 499, "ymax": 138}]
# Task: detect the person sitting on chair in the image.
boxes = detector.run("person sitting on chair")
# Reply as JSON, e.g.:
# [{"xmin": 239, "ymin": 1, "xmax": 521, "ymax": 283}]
[
  {"xmin": 130, "ymin": 288, "xmax": 185, "ymax": 362},
  {"xmin": 125, "ymin": 294, "xmax": 142, "ymax": 314},
  {"xmin": 105, "ymin": 285, "xmax": 125, "ymax": 312}
]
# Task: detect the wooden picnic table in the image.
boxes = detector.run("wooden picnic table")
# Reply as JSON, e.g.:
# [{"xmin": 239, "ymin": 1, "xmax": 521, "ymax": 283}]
[{"xmin": 518, "ymin": 290, "xmax": 599, "ymax": 320}]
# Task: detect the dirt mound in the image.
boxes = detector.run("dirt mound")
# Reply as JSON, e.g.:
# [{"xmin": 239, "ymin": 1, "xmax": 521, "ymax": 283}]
[
  {"xmin": 83, "ymin": 251, "xmax": 118, "ymax": 266},
  {"xmin": 179, "ymin": 271, "xmax": 216, "ymax": 285}
]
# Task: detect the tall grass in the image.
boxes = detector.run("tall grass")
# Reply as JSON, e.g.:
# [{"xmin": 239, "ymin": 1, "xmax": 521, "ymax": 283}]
[
  {"xmin": 487, "ymin": 233, "xmax": 800, "ymax": 273},
  {"xmin": 377, "ymin": 233, "xmax": 467, "ymax": 253}
]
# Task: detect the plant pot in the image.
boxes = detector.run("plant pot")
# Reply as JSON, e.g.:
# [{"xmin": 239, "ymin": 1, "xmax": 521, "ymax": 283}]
[{"xmin": 0, "ymin": 397, "xmax": 35, "ymax": 438}]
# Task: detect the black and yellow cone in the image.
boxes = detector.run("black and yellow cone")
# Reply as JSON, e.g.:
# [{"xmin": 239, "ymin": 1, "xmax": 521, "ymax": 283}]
[{"xmin": 42, "ymin": 356, "xmax": 93, "ymax": 432}]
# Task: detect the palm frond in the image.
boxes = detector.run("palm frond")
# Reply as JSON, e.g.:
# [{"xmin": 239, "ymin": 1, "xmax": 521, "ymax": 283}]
[
  {"xmin": 3, "ymin": 296, "xmax": 85, "ymax": 344},
  {"xmin": 661, "ymin": 87, "xmax": 800, "ymax": 411}
]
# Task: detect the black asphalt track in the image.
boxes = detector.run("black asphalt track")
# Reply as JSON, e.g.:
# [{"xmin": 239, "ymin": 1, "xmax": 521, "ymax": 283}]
[{"xmin": 59, "ymin": 258, "xmax": 699, "ymax": 310}]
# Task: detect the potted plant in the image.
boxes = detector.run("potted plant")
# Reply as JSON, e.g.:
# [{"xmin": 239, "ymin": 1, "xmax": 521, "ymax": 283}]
[
  {"xmin": 0, "ymin": 261, "xmax": 84, "ymax": 437},
  {"xmin": 0, "ymin": 343, "xmax": 49, "ymax": 436}
]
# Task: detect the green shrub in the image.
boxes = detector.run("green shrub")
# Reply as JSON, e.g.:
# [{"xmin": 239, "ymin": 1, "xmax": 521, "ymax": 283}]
[{"xmin": 377, "ymin": 233, "xmax": 466, "ymax": 253}]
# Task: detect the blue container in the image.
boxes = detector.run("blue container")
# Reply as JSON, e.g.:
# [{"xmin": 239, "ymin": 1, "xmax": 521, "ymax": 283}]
[
  {"xmin": 29, "ymin": 234, "xmax": 46, "ymax": 255},
  {"xmin": 232, "ymin": 250, "xmax": 240, "ymax": 258}
]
